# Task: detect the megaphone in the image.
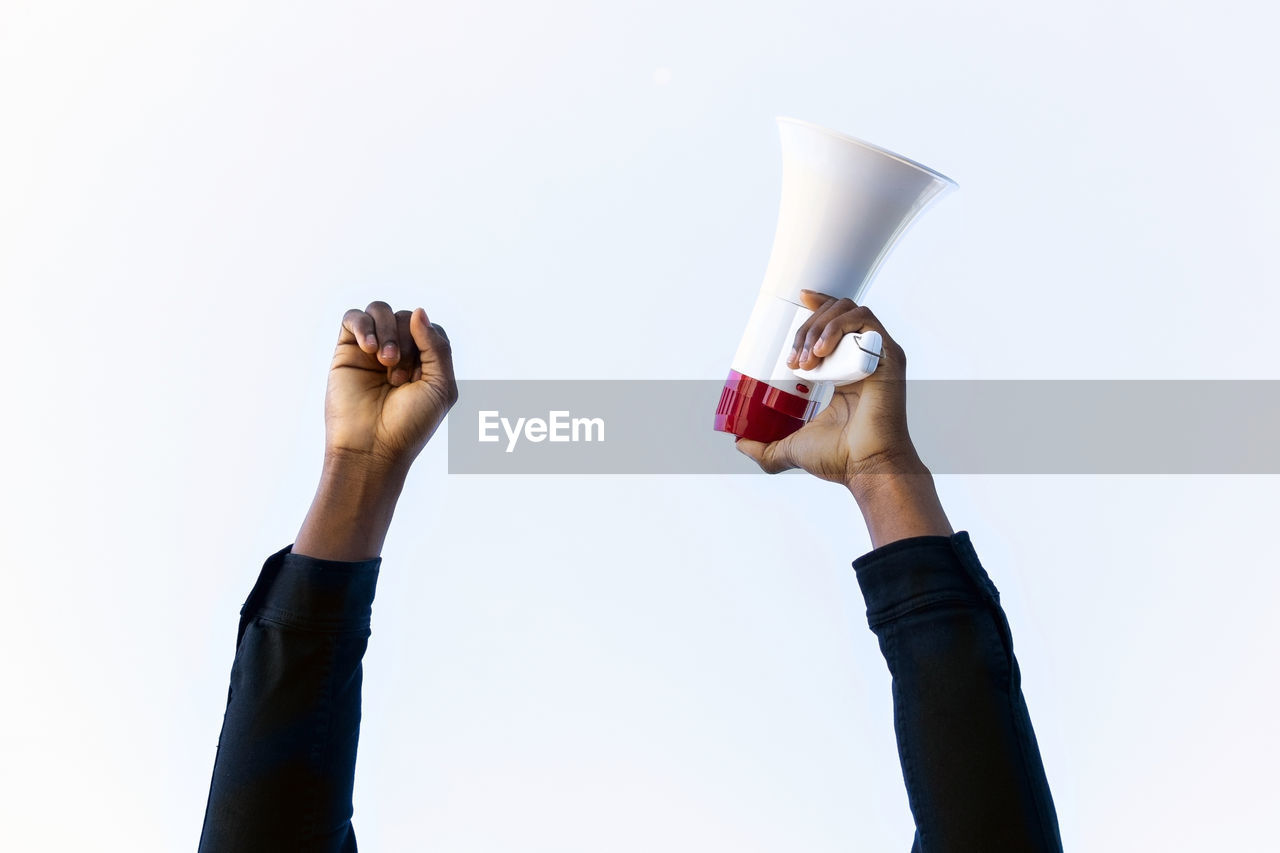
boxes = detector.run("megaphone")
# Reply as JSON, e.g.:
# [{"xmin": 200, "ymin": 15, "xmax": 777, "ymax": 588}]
[{"xmin": 713, "ymin": 117, "xmax": 956, "ymax": 443}]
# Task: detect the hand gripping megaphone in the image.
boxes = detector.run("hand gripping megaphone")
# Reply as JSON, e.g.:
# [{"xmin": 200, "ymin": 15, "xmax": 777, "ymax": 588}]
[{"xmin": 713, "ymin": 117, "xmax": 956, "ymax": 443}]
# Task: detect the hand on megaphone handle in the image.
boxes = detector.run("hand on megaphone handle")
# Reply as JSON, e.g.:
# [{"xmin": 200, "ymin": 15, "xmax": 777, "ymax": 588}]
[
  {"xmin": 786, "ymin": 291, "xmax": 881, "ymax": 373},
  {"xmin": 736, "ymin": 290, "xmax": 924, "ymax": 495}
]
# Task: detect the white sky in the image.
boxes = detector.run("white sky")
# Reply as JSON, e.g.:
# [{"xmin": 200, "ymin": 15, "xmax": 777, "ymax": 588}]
[{"xmin": 2, "ymin": 1, "xmax": 1278, "ymax": 850}]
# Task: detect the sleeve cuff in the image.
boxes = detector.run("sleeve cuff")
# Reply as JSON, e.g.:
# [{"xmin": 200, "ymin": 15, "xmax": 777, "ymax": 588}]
[
  {"xmin": 851, "ymin": 530, "xmax": 1000, "ymax": 629},
  {"xmin": 239, "ymin": 543, "xmax": 381, "ymax": 633}
]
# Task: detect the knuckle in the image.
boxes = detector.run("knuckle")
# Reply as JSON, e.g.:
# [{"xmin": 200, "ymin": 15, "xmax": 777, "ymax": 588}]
[
  {"xmin": 761, "ymin": 446, "xmax": 782, "ymax": 473},
  {"xmin": 366, "ymin": 300, "xmax": 392, "ymax": 314},
  {"xmin": 808, "ymin": 320, "xmax": 833, "ymax": 343}
]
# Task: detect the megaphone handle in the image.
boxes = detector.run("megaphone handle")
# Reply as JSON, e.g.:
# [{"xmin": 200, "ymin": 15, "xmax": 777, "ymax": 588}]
[{"xmin": 786, "ymin": 306, "xmax": 883, "ymax": 386}]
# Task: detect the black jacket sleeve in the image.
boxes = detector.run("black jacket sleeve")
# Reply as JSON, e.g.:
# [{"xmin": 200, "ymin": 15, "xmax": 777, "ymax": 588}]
[
  {"xmin": 852, "ymin": 531, "xmax": 1063, "ymax": 853},
  {"xmin": 198, "ymin": 544, "xmax": 381, "ymax": 853}
]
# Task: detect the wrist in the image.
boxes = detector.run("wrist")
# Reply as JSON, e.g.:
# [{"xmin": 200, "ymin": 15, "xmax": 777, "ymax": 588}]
[
  {"xmin": 843, "ymin": 445, "xmax": 929, "ymax": 502},
  {"xmin": 844, "ymin": 448, "xmax": 953, "ymax": 550},
  {"xmin": 323, "ymin": 447, "xmax": 410, "ymax": 481},
  {"xmin": 320, "ymin": 454, "xmax": 408, "ymax": 500},
  {"xmin": 293, "ymin": 455, "xmax": 408, "ymax": 562}
]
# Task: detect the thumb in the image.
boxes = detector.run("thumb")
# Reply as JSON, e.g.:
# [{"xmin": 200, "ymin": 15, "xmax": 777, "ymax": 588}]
[
  {"xmin": 735, "ymin": 437, "xmax": 794, "ymax": 474},
  {"xmin": 409, "ymin": 307, "xmax": 458, "ymax": 401}
]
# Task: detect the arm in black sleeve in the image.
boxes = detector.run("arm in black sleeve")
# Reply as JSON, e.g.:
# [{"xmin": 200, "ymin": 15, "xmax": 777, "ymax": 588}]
[
  {"xmin": 853, "ymin": 531, "xmax": 1063, "ymax": 853},
  {"xmin": 198, "ymin": 544, "xmax": 381, "ymax": 853}
]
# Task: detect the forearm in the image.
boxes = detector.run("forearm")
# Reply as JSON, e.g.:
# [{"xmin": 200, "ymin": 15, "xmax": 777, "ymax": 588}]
[
  {"xmin": 853, "ymin": 534, "xmax": 1062, "ymax": 852},
  {"xmin": 295, "ymin": 452, "xmax": 408, "ymax": 562},
  {"xmin": 199, "ymin": 544, "xmax": 380, "ymax": 851},
  {"xmin": 846, "ymin": 449, "xmax": 952, "ymax": 549},
  {"xmin": 200, "ymin": 456, "xmax": 397, "ymax": 852}
]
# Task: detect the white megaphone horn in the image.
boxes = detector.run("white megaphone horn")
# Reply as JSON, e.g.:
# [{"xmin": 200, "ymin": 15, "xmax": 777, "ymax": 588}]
[{"xmin": 714, "ymin": 117, "xmax": 957, "ymax": 444}]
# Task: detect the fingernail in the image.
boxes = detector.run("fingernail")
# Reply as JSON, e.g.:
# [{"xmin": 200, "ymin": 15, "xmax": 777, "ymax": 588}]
[
  {"xmin": 365, "ymin": 335, "xmax": 377, "ymax": 349},
  {"xmin": 813, "ymin": 336, "xmax": 826, "ymax": 354},
  {"xmin": 801, "ymin": 346, "xmax": 810, "ymax": 363},
  {"xmin": 787, "ymin": 347, "xmax": 798, "ymax": 363},
  {"xmin": 382, "ymin": 343, "xmax": 397, "ymax": 358}
]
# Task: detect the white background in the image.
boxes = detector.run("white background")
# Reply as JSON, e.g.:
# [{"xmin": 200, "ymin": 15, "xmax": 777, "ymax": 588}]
[{"xmin": 3, "ymin": 1, "xmax": 1279, "ymax": 849}]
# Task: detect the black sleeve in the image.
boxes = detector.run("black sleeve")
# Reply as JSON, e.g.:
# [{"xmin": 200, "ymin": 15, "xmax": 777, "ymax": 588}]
[
  {"xmin": 198, "ymin": 544, "xmax": 381, "ymax": 853},
  {"xmin": 852, "ymin": 531, "xmax": 1063, "ymax": 853}
]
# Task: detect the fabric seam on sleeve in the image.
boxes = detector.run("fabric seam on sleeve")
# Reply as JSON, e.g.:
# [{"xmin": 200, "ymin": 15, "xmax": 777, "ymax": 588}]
[
  {"xmin": 254, "ymin": 608, "xmax": 373, "ymax": 635},
  {"xmin": 866, "ymin": 590, "xmax": 983, "ymax": 629}
]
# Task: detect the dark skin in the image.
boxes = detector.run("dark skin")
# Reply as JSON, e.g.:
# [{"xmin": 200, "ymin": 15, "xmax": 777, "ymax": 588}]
[
  {"xmin": 294, "ymin": 291, "xmax": 948, "ymax": 560},
  {"xmin": 735, "ymin": 288, "xmax": 953, "ymax": 548},
  {"xmin": 293, "ymin": 300, "xmax": 457, "ymax": 562},
  {"xmin": 195, "ymin": 291, "xmax": 1059, "ymax": 853}
]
